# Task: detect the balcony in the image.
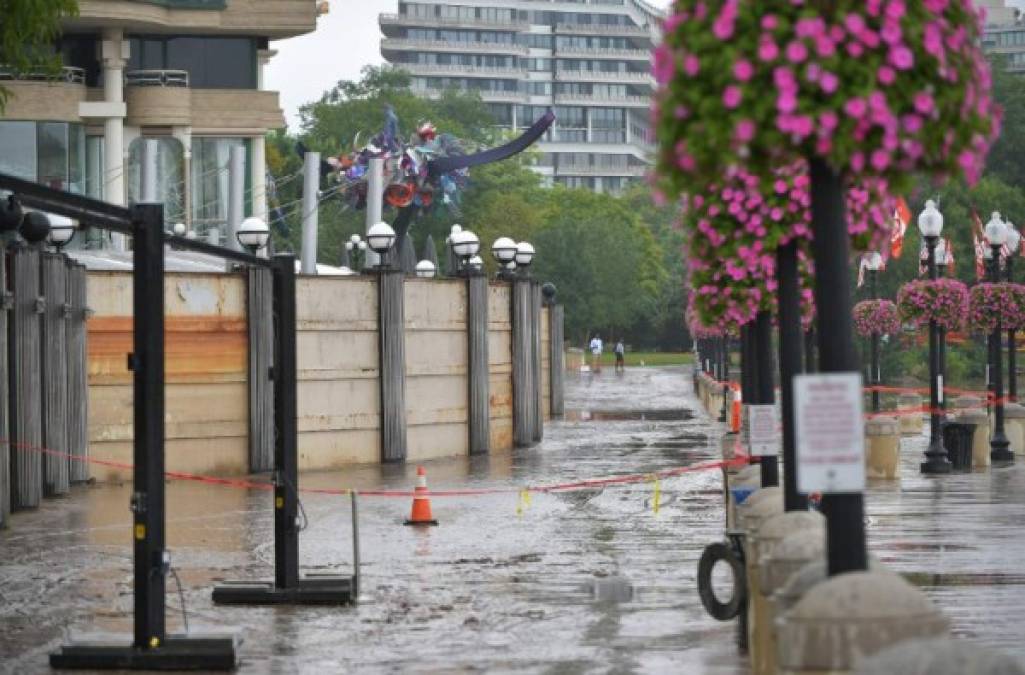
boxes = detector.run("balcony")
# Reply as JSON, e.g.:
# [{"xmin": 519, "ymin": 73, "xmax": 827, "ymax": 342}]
[
  {"xmin": 553, "ymin": 92, "xmax": 650, "ymax": 108},
  {"xmin": 0, "ymin": 67, "xmax": 86, "ymax": 122},
  {"xmin": 125, "ymin": 69, "xmax": 189, "ymax": 87},
  {"xmin": 555, "ymin": 164, "xmax": 648, "ymax": 177},
  {"xmin": 379, "ymin": 12, "xmax": 528, "ymax": 32},
  {"xmin": 381, "ymin": 37, "xmax": 527, "ymax": 56},
  {"xmin": 69, "ymin": 0, "xmax": 317, "ymax": 39},
  {"xmin": 554, "ymin": 22, "xmax": 653, "ymax": 38},
  {"xmin": 416, "ymin": 88, "xmax": 525, "ymax": 103},
  {"xmin": 124, "ymin": 87, "xmax": 284, "ymax": 130},
  {"xmin": 555, "ymin": 46, "xmax": 652, "ymax": 61},
  {"xmin": 555, "ymin": 68, "xmax": 654, "ymax": 85},
  {"xmin": 399, "ymin": 63, "xmax": 526, "ymax": 79}
]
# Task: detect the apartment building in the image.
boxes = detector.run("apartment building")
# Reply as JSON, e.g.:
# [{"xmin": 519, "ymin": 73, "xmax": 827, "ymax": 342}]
[
  {"xmin": 379, "ymin": 0, "xmax": 663, "ymax": 193},
  {"xmin": 0, "ymin": 0, "xmax": 319, "ymax": 246}
]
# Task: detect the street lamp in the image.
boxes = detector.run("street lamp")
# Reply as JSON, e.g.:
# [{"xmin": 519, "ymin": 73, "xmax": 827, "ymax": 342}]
[
  {"xmin": 445, "ymin": 224, "xmax": 462, "ymax": 276},
  {"xmin": 985, "ymin": 212, "xmax": 1014, "ymax": 464},
  {"xmin": 1006, "ymin": 221, "xmax": 1021, "ymax": 403},
  {"xmin": 864, "ymin": 251, "xmax": 884, "ymax": 413},
  {"xmin": 491, "ymin": 236, "xmax": 517, "ymax": 280},
  {"xmin": 935, "ymin": 238, "xmax": 950, "ymax": 418},
  {"xmin": 236, "ymin": 216, "xmax": 270, "ymax": 254},
  {"xmin": 515, "ymin": 241, "xmax": 535, "ymax": 276},
  {"xmin": 46, "ymin": 213, "xmax": 76, "ymax": 252},
  {"xmin": 451, "ymin": 228, "xmax": 480, "ymax": 276},
  {"xmin": 415, "ymin": 259, "xmax": 436, "ymax": 278},
  {"xmin": 468, "ymin": 255, "xmax": 483, "ymax": 274},
  {"xmin": 172, "ymin": 222, "xmax": 186, "ymax": 237},
  {"xmin": 367, "ymin": 221, "xmax": 397, "ymax": 268},
  {"xmin": 345, "ymin": 233, "xmax": 368, "ymax": 272},
  {"xmin": 918, "ymin": 199, "xmax": 951, "ymax": 474}
]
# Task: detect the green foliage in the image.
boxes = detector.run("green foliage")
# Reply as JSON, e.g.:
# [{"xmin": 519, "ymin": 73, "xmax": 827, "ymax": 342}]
[{"xmin": 0, "ymin": 0, "xmax": 78, "ymax": 111}]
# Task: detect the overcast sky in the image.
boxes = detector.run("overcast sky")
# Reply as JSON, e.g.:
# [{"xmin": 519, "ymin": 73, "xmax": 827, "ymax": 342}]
[{"xmin": 265, "ymin": 0, "xmax": 675, "ymax": 131}]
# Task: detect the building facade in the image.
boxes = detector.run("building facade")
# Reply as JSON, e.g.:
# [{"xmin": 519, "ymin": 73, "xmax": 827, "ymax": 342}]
[
  {"xmin": 0, "ymin": 0, "xmax": 319, "ymax": 247},
  {"xmin": 978, "ymin": 0, "xmax": 1025, "ymax": 71},
  {"xmin": 379, "ymin": 0, "xmax": 663, "ymax": 193}
]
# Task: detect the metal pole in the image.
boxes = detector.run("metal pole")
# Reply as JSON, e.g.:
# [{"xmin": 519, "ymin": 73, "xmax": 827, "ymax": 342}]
[
  {"xmin": 937, "ymin": 262, "xmax": 948, "ymax": 416},
  {"xmin": 777, "ymin": 241, "xmax": 807, "ymax": 511},
  {"xmin": 227, "ymin": 145, "xmax": 245, "ymax": 254},
  {"xmin": 869, "ymin": 269, "xmax": 880, "ymax": 413},
  {"xmin": 300, "ymin": 151, "xmax": 319, "ymax": 275},
  {"xmin": 803, "ymin": 327, "xmax": 815, "ymax": 373},
  {"xmin": 921, "ymin": 236, "xmax": 951, "ymax": 473},
  {"xmin": 130, "ymin": 203, "xmax": 167, "ymax": 648},
  {"xmin": 140, "ymin": 139, "xmax": 158, "ymax": 204},
  {"xmin": 991, "ymin": 245, "xmax": 1013, "ymax": 463},
  {"xmin": 808, "ymin": 157, "xmax": 867, "ymax": 575},
  {"xmin": 754, "ymin": 310, "xmax": 778, "ymax": 488},
  {"xmin": 1009, "ymin": 256, "xmax": 1018, "ymax": 402},
  {"xmin": 365, "ymin": 157, "xmax": 384, "ymax": 269},
  {"xmin": 272, "ymin": 254, "xmax": 300, "ymax": 587}
]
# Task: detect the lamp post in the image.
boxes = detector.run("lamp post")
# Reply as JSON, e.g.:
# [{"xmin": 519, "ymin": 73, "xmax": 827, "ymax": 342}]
[
  {"xmin": 236, "ymin": 216, "xmax": 270, "ymax": 255},
  {"xmin": 451, "ymin": 228, "xmax": 481, "ymax": 277},
  {"xmin": 345, "ymin": 233, "xmax": 367, "ymax": 272},
  {"xmin": 864, "ymin": 251, "xmax": 884, "ymax": 413},
  {"xmin": 46, "ymin": 213, "xmax": 76, "ymax": 252},
  {"xmin": 515, "ymin": 241, "xmax": 535, "ymax": 278},
  {"xmin": 367, "ymin": 221, "xmax": 397, "ymax": 269},
  {"xmin": 415, "ymin": 259, "xmax": 436, "ymax": 278},
  {"xmin": 985, "ymin": 212, "xmax": 1014, "ymax": 464},
  {"xmin": 1006, "ymin": 222, "xmax": 1021, "ymax": 402},
  {"xmin": 492, "ymin": 236, "xmax": 518, "ymax": 280},
  {"xmin": 935, "ymin": 238, "xmax": 949, "ymax": 416},
  {"xmin": 445, "ymin": 224, "xmax": 462, "ymax": 276},
  {"xmin": 919, "ymin": 199, "xmax": 952, "ymax": 474}
]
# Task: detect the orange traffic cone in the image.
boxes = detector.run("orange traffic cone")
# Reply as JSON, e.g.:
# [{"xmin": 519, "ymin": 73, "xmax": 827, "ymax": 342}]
[
  {"xmin": 403, "ymin": 466, "xmax": 439, "ymax": 526},
  {"xmin": 730, "ymin": 385, "xmax": 742, "ymax": 434}
]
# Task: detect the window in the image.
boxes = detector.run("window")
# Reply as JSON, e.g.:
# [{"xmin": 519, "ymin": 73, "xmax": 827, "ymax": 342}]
[
  {"xmin": 0, "ymin": 121, "xmax": 85, "ymax": 193},
  {"xmin": 591, "ymin": 108, "xmax": 625, "ymax": 143},
  {"xmin": 192, "ymin": 138, "xmax": 249, "ymax": 242},
  {"xmin": 127, "ymin": 137, "xmax": 185, "ymax": 228},
  {"xmin": 486, "ymin": 103, "xmax": 513, "ymax": 125},
  {"xmin": 127, "ymin": 35, "xmax": 257, "ymax": 88},
  {"xmin": 0, "ymin": 122, "xmax": 37, "ymax": 182},
  {"xmin": 57, "ymin": 34, "xmax": 101, "ymax": 86},
  {"xmin": 526, "ymin": 57, "xmax": 552, "ymax": 71},
  {"xmin": 524, "ymin": 34, "xmax": 553, "ymax": 49},
  {"xmin": 525, "ymin": 81, "xmax": 552, "ymax": 95}
]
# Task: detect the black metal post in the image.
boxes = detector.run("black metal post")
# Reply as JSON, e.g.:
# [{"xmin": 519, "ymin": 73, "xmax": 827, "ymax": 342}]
[
  {"xmin": 720, "ymin": 336, "xmax": 730, "ymax": 423},
  {"xmin": 808, "ymin": 158, "xmax": 867, "ymax": 575},
  {"xmin": 937, "ymin": 262, "xmax": 948, "ymax": 416},
  {"xmin": 990, "ymin": 245, "xmax": 1013, "ymax": 463},
  {"xmin": 777, "ymin": 242, "xmax": 807, "ymax": 511},
  {"xmin": 754, "ymin": 310, "xmax": 779, "ymax": 488},
  {"xmin": 1008, "ymin": 256, "xmax": 1017, "ymax": 402},
  {"xmin": 803, "ymin": 327, "xmax": 816, "ymax": 373},
  {"xmin": 868, "ymin": 269, "xmax": 880, "ymax": 413},
  {"xmin": 740, "ymin": 325, "xmax": 753, "ymax": 411},
  {"xmin": 921, "ymin": 236, "xmax": 951, "ymax": 474}
]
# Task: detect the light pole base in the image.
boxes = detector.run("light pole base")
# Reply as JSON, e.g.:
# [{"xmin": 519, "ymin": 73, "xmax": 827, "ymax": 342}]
[
  {"xmin": 921, "ymin": 438, "xmax": 952, "ymax": 475},
  {"xmin": 50, "ymin": 635, "xmax": 239, "ymax": 670},
  {"xmin": 990, "ymin": 447, "xmax": 1015, "ymax": 465}
]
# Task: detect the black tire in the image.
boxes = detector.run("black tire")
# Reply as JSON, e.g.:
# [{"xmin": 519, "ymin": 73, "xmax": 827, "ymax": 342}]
[{"xmin": 697, "ymin": 541, "xmax": 746, "ymax": 621}]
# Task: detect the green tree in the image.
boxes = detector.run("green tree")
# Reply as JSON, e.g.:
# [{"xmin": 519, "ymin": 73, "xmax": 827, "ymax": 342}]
[{"xmin": 0, "ymin": 0, "xmax": 78, "ymax": 110}]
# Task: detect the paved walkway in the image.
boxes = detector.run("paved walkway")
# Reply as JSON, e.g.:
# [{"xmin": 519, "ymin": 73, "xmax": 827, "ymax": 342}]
[{"xmin": 1, "ymin": 366, "xmax": 1022, "ymax": 672}]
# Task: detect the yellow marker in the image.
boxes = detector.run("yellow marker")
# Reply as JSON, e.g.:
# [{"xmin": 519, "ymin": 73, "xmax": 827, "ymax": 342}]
[
  {"xmin": 516, "ymin": 488, "xmax": 531, "ymax": 517},
  {"xmin": 134, "ymin": 524, "xmax": 145, "ymax": 540},
  {"xmin": 149, "ymin": 637, "xmax": 160, "ymax": 649},
  {"xmin": 275, "ymin": 496, "xmax": 284, "ymax": 509},
  {"xmin": 651, "ymin": 476, "xmax": 661, "ymax": 516}
]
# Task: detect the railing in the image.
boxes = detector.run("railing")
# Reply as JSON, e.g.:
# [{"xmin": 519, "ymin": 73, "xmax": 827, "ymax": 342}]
[
  {"xmin": 0, "ymin": 66, "xmax": 85, "ymax": 84},
  {"xmin": 415, "ymin": 87, "xmax": 526, "ymax": 102},
  {"xmin": 401, "ymin": 63, "xmax": 526, "ymax": 77},
  {"xmin": 555, "ymin": 164, "xmax": 648, "ymax": 176},
  {"xmin": 125, "ymin": 69, "xmax": 189, "ymax": 87},
  {"xmin": 555, "ymin": 46, "xmax": 652, "ymax": 59},
  {"xmin": 382, "ymin": 38, "xmax": 528, "ymax": 54},
  {"xmin": 554, "ymin": 22, "xmax": 652, "ymax": 37},
  {"xmin": 553, "ymin": 92, "xmax": 650, "ymax": 106},
  {"xmin": 379, "ymin": 12, "xmax": 529, "ymax": 30},
  {"xmin": 555, "ymin": 68, "xmax": 653, "ymax": 84}
]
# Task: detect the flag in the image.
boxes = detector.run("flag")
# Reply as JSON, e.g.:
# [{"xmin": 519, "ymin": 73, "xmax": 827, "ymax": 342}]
[
  {"xmin": 972, "ymin": 209, "xmax": 986, "ymax": 280},
  {"xmin": 891, "ymin": 197, "xmax": 911, "ymax": 259}
]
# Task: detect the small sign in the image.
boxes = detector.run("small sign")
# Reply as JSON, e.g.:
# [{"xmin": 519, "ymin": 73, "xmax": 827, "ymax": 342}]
[
  {"xmin": 748, "ymin": 404, "xmax": 779, "ymax": 457},
  {"xmin": 794, "ymin": 373, "xmax": 865, "ymax": 493},
  {"xmin": 937, "ymin": 375, "xmax": 944, "ymax": 404}
]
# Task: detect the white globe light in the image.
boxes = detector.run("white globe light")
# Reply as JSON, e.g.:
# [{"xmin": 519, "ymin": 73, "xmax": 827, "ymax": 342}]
[
  {"xmin": 172, "ymin": 222, "xmax": 186, "ymax": 237},
  {"xmin": 468, "ymin": 255, "xmax": 483, "ymax": 270},
  {"xmin": 492, "ymin": 236, "xmax": 517, "ymax": 263},
  {"xmin": 864, "ymin": 251, "xmax": 883, "ymax": 271},
  {"xmin": 350, "ymin": 233, "xmax": 361, "ymax": 244},
  {"xmin": 450, "ymin": 224, "xmax": 462, "ymax": 236},
  {"xmin": 367, "ymin": 221, "xmax": 396, "ymax": 254},
  {"xmin": 986, "ymin": 211, "xmax": 1008, "ymax": 247},
  {"xmin": 917, "ymin": 199, "xmax": 943, "ymax": 238},
  {"xmin": 46, "ymin": 213, "xmax": 76, "ymax": 246},
  {"xmin": 515, "ymin": 241, "xmax": 535, "ymax": 267},
  {"xmin": 451, "ymin": 229, "xmax": 480, "ymax": 258},
  {"xmin": 237, "ymin": 216, "xmax": 270, "ymax": 251},
  {"xmin": 415, "ymin": 259, "xmax": 436, "ymax": 278}
]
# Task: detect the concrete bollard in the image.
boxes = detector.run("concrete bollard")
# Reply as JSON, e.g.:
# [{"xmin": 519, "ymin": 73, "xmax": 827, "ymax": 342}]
[
  {"xmin": 736, "ymin": 487, "xmax": 783, "ymax": 671},
  {"xmin": 954, "ymin": 395, "xmax": 984, "ymax": 410},
  {"xmin": 776, "ymin": 570, "xmax": 949, "ymax": 675},
  {"xmin": 1001, "ymin": 403, "xmax": 1025, "ymax": 456},
  {"xmin": 956, "ymin": 408, "xmax": 990, "ymax": 469},
  {"xmin": 865, "ymin": 417, "xmax": 901, "ymax": 480},
  {"xmin": 897, "ymin": 393, "xmax": 924, "ymax": 435},
  {"xmin": 752, "ymin": 512, "xmax": 825, "ymax": 675},
  {"xmin": 726, "ymin": 464, "xmax": 762, "ymax": 530},
  {"xmin": 854, "ymin": 637, "xmax": 1025, "ymax": 674}
]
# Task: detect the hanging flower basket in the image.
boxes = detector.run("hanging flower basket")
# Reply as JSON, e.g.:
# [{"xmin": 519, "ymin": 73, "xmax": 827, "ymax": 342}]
[
  {"xmin": 968, "ymin": 282, "xmax": 1025, "ymax": 334},
  {"xmin": 686, "ymin": 297, "xmax": 724, "ymax": 339},
  {"xmin": 853, "ymin": 299, "xmax": 900, "ymax": 337},
  {"xmin": 897, "ymin": 278, "xmax": 969, "ymax": 332},
  {"xmin": 654, "ymin": 1, "xmax": 1000, "ymax": 198}
]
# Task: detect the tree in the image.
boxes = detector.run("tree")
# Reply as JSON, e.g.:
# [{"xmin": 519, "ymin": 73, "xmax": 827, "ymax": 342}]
[{"xmin": 0, "ymin": 0, "xmax": 78, "ymax": 111}]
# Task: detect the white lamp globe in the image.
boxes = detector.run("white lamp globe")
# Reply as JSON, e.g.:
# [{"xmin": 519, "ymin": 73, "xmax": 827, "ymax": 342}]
[
  {"xmin": 415, "ymin": 259, "xmax": 436, "ymax": 278},
  {"xmin": 468, "ymin": 255, "xmax": 483, "ymax": 271},
  {"xmin": 350, "ymin": 233, "xmax": 361, "ymax": 245},
  {"xmin": 917, "ymin": 200, "xmax": 943, "ymax": 238},
  {"xmin": 492, "ymin": 236, "xmax": 517, "ymax": 263},
  {"xmin": 515, "ymin": 241, "xmax": 535, "ymax": 267},
  {"xmin": 172, "ymin": 222, "xmax": 186, "ymax": 237},
  {"xmin": 237, "ymin": 216, "xmax": 270, "ymax": 250},
  {"xmin": 986, "ymin": 212, "xmax": 1008, "ymax": 247},
  {"xmin": 864, "ymin": 251, "xmax": 883, "ymax": 271},
  {"xmin": 367, "ymin": 221, "xmax": 396, "ymax": 254},
  {"xmin": 452, "ymin": 229, "xmax": 480, "ymax": 258},
  {"xmin": 46, "ymin": 213, "xmax": 76, "ymax": 247}
]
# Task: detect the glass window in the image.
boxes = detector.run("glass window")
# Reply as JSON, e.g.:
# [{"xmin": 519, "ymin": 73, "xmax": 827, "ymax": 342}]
[
  {"xmin": 191, "ymin": 137, "xmax": 248, "ymax": 242},
  {"xmin": 0, "ymin": 121, "xmax": 38, "ymax": 181},
  {"xmin": 37, "ymin": 123, "xmax": 69, "ymax": 191},
  {"xmin": 68, "ymin": 124, "xmax": 85, "ymax": 195},
  {"xmin": 126, "ymin": 35, "xmax": 256, "ymax": 88},
  {"xmin": 127, "ymin": 137, "xmax": 185, "ymax": 227},
  {"xmin": 84, "ymin": 136, "xmax": 104, "ymax": 200}
]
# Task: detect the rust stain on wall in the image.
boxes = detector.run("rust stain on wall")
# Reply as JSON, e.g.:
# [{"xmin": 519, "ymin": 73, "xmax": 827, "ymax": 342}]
[{"xmin": 89, "ymin": 315, "xmax": 247, "ymax": 381}]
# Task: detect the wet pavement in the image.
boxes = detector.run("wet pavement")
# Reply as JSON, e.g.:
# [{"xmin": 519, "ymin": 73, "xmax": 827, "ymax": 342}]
[{"xmin": 1, "ymin": 366, "xmax": 1024, "ymax": 673}]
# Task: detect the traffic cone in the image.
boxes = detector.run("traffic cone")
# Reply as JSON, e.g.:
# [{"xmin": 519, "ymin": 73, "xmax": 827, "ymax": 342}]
[
  {"xmin": 730, "ymin": 385, "xmax": 742, "ymax": 434},
  {"xmin": 403, "ymin": 466, "xmax": 438, "ymax": 526}
]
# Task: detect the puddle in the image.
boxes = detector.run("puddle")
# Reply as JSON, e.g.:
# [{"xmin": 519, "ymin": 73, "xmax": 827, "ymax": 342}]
[
  {"xmin": 588, "ymin": 576, "xmax": 635, "ymax": 604},
  {"xmin": 905, "ymin": 572, "xmax": 1025, "ymax": 587},
  {"xmin": 564, "ymin": 409, "xmax": 692, "ymax": 422}
]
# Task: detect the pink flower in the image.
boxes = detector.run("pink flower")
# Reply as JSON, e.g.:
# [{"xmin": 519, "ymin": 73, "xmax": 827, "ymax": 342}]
[
  {"xmin": 723, "ymin": 85, "xmax": 743, "ymax": 109},
  {"xmin": 761, "ymin": 14, "xmax": 779, "ymax": 30},
  {"xmin": 889, "ymin": 45, "xmax": 914, "ymax": 70},
  {"xmin": 733, "ymin": 59, "xmax": 754, "ymax": 81},
  {"xmin": 734, "ymin": 118, "xmax": 756, "ymax": 142},
  {"xmin": 914, "ymin": 91, "xmax": 935, "ymax": 115},
  {"xmin": 684, "ymin": 54, "xmax": 700, "ymax": 76},
  {"xmin": 877, "ymin": 65, "xmax": 896, "ymax": 85},
  {"xmin": 758, "ymin": 38, "xmax": 780, "ymax": 61},
  {"xmin": 820, "ymin": 71, "xmax": 840, "ymax": 94},
  {"xmin": 844, "ymin": 97, "xmax": 868, "ymax": 118},
  {"xmin": 786, "ymin": 41, "xmax": 808, "ymax": 63}
]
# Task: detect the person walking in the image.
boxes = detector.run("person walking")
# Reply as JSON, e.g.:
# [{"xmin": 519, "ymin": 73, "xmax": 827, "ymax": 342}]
[
  {"xmin": 614, "ymin": 339, "xmax": 625, "ymax": 374},
  {"xmin": 589, "ymin": 334, "xmax": 603, "ymax": 373}
]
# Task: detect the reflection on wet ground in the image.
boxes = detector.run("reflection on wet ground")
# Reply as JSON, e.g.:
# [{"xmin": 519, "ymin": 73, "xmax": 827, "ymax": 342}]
[{"xmin": 2, "ymin": 366, "xmax": 1024, "ymax": 672}]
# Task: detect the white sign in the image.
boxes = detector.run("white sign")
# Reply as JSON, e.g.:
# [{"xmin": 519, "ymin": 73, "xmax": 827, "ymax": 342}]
[
  {"xmin": 794, "ymin": 373, "xmax": 866, "ymax": 493},
  {"xmin": 748, "ymin": 404, "xmax": 779, "ymax": 457},
  {"xmin": 937, "ymin": 375, "xmax": 943, "ymax": 404}
]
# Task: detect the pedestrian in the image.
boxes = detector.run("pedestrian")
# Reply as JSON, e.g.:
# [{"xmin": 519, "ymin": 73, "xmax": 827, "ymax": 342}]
[
  {"xmin": 614, "ymin": 339, "xmax": 625, "ymax": 373},
  {"xmin": 589, "ymin": 334, "xmax": 603, "ymax": 373}
]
